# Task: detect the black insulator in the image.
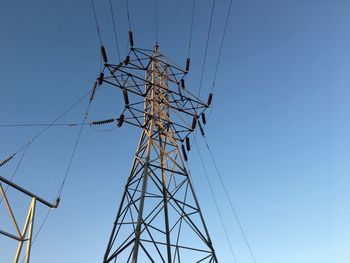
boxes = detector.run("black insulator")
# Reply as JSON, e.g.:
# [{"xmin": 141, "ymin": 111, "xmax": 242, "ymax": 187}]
[
  {"xmin": 201, "ymin": 113, "xmax": 207, "ymax": 124},
  {"xmin": 186, "ymin": 137, "xmax": 191, "ymax": 151},
  {"xmin": 98, "ymin": 73, "xmax": 104, "ymax": 85},
  {"xmin": 191, "ymin": 116, "xmax": 197, "ymax": 130},
  {"xmin": 129, "ymin": 31, "xmax": 134, "ymax": 47},
  {"xmin": 100, "ymin": 45, "xmax": 108, "ymax": 64},
  {"xmin": 181, "ymin": 79, "xmax": 185, "ymax": 89},
  {"xmin": 181, "ymin": 144, "xmax": 188, "ymax": 161},
  {"xmin": 198, "ymin": 120, "xmax": 205, "ymax": 136},
  {"xmin": 185, "ymin": 58, "xmax": 190, "ymax": 72},
  {"xmin": 117, "ymin": 114, "xmax": 125, "ymax": 127},
  {"xmin": 207, "ymin": 93, "xmax": 213, "ymax": 106},
  {"xmin": 123, "ymin": 90, "xmax": 129, "ymax": 105},
  {"xmin": 124, "ymin": 56, "xmax": 130, "ymax": 65},
  {"xmin": 0, "ymin": 154, "xmax": 14, "ymax": 167},
  {"xmin": 89, "ymin": 81, "xmax": 98, "ymax": 102},
  {"xmin": 91, "ymin": 119, "xmax": 114, "ymax": 126}
]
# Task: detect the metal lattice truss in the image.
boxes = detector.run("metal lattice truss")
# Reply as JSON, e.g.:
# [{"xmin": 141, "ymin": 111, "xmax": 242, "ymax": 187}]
[
  {"xmin": 98, "ymin": 45, "xmax": 209, "ymax": 142},
  {"xmin": 101, "ymin": 45, "xmax": 217, "ymax": 262},
  {"xmin": 0, "ymin": 176, "xmax": 59, "ymax": 263}
]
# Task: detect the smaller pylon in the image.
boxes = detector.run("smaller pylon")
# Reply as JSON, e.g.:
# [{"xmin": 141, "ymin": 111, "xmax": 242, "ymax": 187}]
[{"xmin": 0, "ymin": 175, "xmax": 60, "ymax": 263}]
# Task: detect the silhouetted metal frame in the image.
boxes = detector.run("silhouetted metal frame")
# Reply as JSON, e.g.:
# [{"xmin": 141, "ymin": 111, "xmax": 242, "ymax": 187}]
[
  {"xmin": 100, "ymin": 45, "xmax": 218, "ymax": 263},
  {"xmin": 0, "ymin": 175, "xmax": 59, "ymax": 263}
]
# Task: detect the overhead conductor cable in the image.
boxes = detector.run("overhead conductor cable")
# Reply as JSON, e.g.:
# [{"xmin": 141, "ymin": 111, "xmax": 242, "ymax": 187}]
[{"xmin": 194, "ymin": 140, "xmax": 238, "ymax": 263}]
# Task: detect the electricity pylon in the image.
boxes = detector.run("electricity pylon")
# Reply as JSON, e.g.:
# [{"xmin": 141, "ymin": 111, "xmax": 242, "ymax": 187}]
[
  {"xmin": 0, "ymin": 175, "xmax": 60, "ymax": 263},
  {"xmin": 97, "ymin": 34, "xmax": 217, "ymax": 262}
]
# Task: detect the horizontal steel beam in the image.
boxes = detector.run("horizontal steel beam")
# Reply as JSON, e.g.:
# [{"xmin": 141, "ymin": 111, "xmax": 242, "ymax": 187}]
[{"xmin": 0, "ymin": 176, "xmax": 59, "ymax": 208}]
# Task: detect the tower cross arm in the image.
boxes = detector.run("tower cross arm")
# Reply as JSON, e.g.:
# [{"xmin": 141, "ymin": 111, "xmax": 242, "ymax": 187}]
[{"xmin": 0, "ymin": 175, "xmax": 60, "ymax": 208}]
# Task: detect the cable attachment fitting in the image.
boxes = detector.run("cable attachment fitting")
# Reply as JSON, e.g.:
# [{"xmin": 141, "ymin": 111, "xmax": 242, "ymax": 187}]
[{"xmin": 0, "ymin": 154, "xmax": 15, "ymax": 167}]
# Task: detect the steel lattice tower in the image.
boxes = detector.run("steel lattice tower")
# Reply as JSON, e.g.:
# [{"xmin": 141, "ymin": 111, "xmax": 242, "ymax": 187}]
[{"xmin": 98, "ymin": 40, "xmax": 217, "ymax": 262}]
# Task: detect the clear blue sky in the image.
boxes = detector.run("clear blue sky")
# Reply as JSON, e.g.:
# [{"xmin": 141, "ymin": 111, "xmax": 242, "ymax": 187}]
[{"xmin": 1, "ymin": 0, "xmax": 350, "ymax": 262}]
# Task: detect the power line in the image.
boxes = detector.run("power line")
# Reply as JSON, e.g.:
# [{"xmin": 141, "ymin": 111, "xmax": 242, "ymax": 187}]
[
  {"xmin": 197, "ymin": 0, "xmax": 216, "ymax": 97},
  {"xmin": 154, "ymin": 0, "xmax": 158, "ymax": 43},
  {"xmin": 9, "ymin": 90, "xmax": 91, "ymax": 159},
  {"xmin": 90, "ymin": 0, "xmax": 103, "ymax": 45},
  {"xmin": 21, "ymin": 209, "xmax": 52, "ymax": 263},
  {"xmin": 109, "ymin": 0, "xmax": 121, "ymax": 62},
  {"xmin": 20, "ymin": 85, "xmax": 96, "ymax": 262},
  {"xmin": 56, "ymin": 101, "xmax": 91, "ymax": 198},
  {"xmin": 125, "ymin": 0, "xmax": 132, "ymax": 31},
  {"xmin": 207, "ymin": 0, "xmax": 233, "ymax": 120},
  {"xmin": 187, "ymin": 0, "xmax": 196, "ymax": 58},
  {"xmin": 0, "ymin": 123, "xmax": 85, "ymax": 128},
  {"xmin": 211, "ymin": 0, "xmax": 233, "ymax": 93},
  {"xmin": 194, "ymin": 139, "xmax": 238, "ymax": 263},
  {"xmin": 202, "ymin": 135, "xmax": 258, "ymax": 263}
]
